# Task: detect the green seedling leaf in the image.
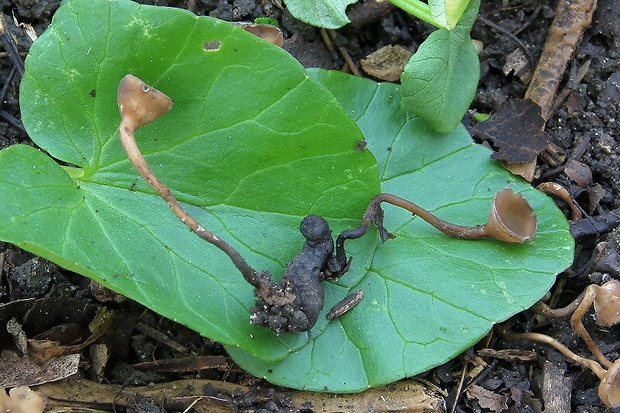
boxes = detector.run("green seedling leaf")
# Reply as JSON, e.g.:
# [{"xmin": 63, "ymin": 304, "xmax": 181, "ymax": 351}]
[
  {"xmin": 226, "ymin": 70, "xmax": 574, "ymax": 392},
  {"xmin": 429, "ymin": 0, "xmax": 472, "ymax": 29},
  {"xmin": 401, "ymin": 0, "xmax": 480, "ymax": 133},
  {"xmin": 282, "ymin": 0, "xmax": 357, "ymax": 29},
  {"xmin": 3, "ymin": 0, "xmax": 379, "ymax": 362}
]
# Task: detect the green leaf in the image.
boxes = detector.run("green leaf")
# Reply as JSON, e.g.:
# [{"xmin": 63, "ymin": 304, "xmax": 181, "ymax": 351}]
[
  {"xmin": 429, "ymin": 0, "xmax": 472, "ymax": 29},
  {"xmin": 5, "ymin": 0, "xmax": 379, "ymax": 362},
  {"xmin": 226, "ymin": 70, "xmax": 574, "ymax": 392},
  {"xmin": 282, "ymin": 0, "xmax": 357, "ymax": 29},
  {"xmin": 400, "ymin": 0, "xmax": 480, "ymax": 133}
]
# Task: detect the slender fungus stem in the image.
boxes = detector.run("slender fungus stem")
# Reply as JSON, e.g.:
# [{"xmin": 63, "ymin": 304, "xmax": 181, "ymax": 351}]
[
  {"xmin": 571, "ymin": 285, "xmax": 614, "ymax": 369},
  {"xmin": 335, "ymin": 190, "xmax": 536, "ymax": 264},
  {"xmin": 497, "ymin": 326, "xmax": 620, "ymax": 408},
  {"xmin": 531, "ymin": 292, "xmax": 586, "ymax": 319},
  {"xmin": 117, "ymin": 74, "xmax": 267, "ymax": 290},
  {"xmin": 377, "ymin": 193, "xmax": 489, "ymax": 239},
  {"xmin": 497, "ymin": 328, "xmax": 607, "ymax": 379},
  {"xmin": 532, "ymin": 280, "xmax": 620, "ymax": 369},
  {"xmin": 501, "ymin": 280, "xmax": 620, "ymax": 409}
]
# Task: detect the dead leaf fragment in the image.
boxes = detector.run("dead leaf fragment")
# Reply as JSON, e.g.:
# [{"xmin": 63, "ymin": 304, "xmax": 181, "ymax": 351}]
[
  {"xmin": 477, "ymin": 348, "xmax": 538, "ymax": 362},
  {"xmin": 361, "ymin": 45, "xmax": 413, "ymax": 82},
  {"xmin": 27, "ymin": 306, "xmax": 114, "ymax": 363},
  {"xmin": 38, "ymin": 376, "xmax": 446, "ymax": 413},
  {"xmin": 0, "ymin": 350, "xmax": 80, "ymax": 387},
  {"xmin": 466, "ymin": 384, "xmax": 509, "ymax": 412},
  {"xmin": 233, "ymin": 22, "xmax": 284, "ymax": 47},
  {"xmin": 564, "ymin": 159, "xmax": 593, "ymax": 187},
  {"xmin": 503, "ymin": 48, "xmax": 531, "ymax": 83},
  {"xmin": 501, "ymin": 160, "xmax": 537, "ymax": 182},
  {"xmin": 471, "ymin": 99, "xmax": 549, "ymax": 163}
]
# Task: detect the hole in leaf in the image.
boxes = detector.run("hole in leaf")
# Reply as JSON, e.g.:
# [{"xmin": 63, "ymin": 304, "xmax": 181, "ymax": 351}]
[{"xmin": 203, "ymin": 40, "xmax": 221, "ymax": 51}]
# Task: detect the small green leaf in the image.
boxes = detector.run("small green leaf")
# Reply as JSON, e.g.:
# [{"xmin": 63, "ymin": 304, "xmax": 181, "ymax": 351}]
[
  {"xmin": 226, "ymin": 70, "xmax": 574, "ymax": 392},
  {"xmin": 5, "ymin": 0, "xmax": 379, "ymax": 362},
  {"xmin": 400, "ymin": 0, "xmax": 480, "ymax": 133},
  {"xmin": 282, "ymin": 0, "xmax": 357, "ymax": 29},
  {"xmin": 429, "ymin": 0, "xmax": 472, "ymax": 29}
]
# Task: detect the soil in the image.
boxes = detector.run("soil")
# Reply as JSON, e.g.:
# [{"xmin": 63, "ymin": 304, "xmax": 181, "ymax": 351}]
[{"xmin": 1, "ymin": 0, "xmax": 620, "ymax": 412}]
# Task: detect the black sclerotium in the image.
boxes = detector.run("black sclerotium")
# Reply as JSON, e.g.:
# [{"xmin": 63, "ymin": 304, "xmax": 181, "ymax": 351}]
[{"xmin": 249, "ymin": 215, "xmax": 350, "ymax": 334}]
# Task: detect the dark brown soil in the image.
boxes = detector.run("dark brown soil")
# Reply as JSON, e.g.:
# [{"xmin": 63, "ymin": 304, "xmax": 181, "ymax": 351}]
[{"xmin": 1, "ymin": 0, "xmax": 619, "ymax": 412}]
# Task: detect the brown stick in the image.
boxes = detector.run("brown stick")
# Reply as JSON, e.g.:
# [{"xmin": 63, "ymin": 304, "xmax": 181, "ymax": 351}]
[{"xmin": 524, "ymin": 0, "xmax": 597, "ymax": 120}]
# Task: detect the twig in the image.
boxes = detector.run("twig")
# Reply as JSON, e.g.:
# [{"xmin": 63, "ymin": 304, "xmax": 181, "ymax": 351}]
[
  {"xmin": 0, "ymin": 67, "xmax": 15, "ymax": 104},
  {"xmin": 0, "ymin": 109, "xmax": 23, "ymax": 130},
  {"xmin": 513, "ymin": 4, "xmax": 542, "ymax": 36},
  {"xmin": 132, "ymin": 355, "xmax": 232, "ymax": 373},
  {"xmin": 134, "ymin": 321, "xmax": 189, "ymax": 354},
  {"xmin": 322, "ymin": 28, "xmax": 361, "ymax": 76},
  {"xmin": 0, "ymin": 13, "xmax": 25, "ymax": 75},
  {"xmin": 552, "ymin": 58, "xmax": 592, "ymax": 114},
  {"xmin": 570, "ymin": 208, "xmax": 620, "ymax": 240},
  {"xmin": 524, "ymin": 0, "xmax": 597, "ymax": 120}
]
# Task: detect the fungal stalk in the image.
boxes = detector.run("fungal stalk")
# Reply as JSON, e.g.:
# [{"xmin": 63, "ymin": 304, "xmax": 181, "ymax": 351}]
[
  {"xmin": 533, "ymin": 280, "xmax": 620, "ymax": 368},
  {"xmin": 117, "ymin": 74, "xmax": 281, "ymax": 303},
  {"xmin": 511, "ymin": 279, "xmax": 620, "ymax": 407},
  {"xmin": 498, "ymin": 326, "xmax": 620, "ymax": 408},
  {"xmin": 333, "ymin": 190, "xmax": 536, "ymax": 265},
  {"xmin": 117, "ymin": 75, "xmax": 350, "ymax": 334}
]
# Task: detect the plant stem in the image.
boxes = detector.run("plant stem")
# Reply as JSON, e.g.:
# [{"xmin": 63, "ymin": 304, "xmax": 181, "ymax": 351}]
[{"xmin": 387, "ymin": 0, "xmax": 440, "ymax": 28}]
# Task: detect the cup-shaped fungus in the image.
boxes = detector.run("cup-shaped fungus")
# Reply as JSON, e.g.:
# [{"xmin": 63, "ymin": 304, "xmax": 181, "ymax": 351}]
[
  {"xmin": 568, "ymin": 280, "xmax": 620, "ymax": 369},
  {"xmin": 511, "ymin": 280, "xmax": 620, "ymax": 408},
  {"xmin": 599, "ymin": 359, "xmax": 620, "ymax": 408},
  {"xmin": 483, "ymin": 188, "xmax": 537, "ymax": 243},
  {"xmin": 341, "ymin": 189, "xmax": 537, "ymax": 245},
  {"xmin": 118, "ymin": 74, "xmax": 172, "ymax": 132},
  {"xmin": 117, "ymin": 75, "xmax": 268, "ymax": 293},
  {"xmin": 0, "ymin": 387, "xmax": 46, "ymax": 413},
  {"xmin": 593, "ymin": 279, "xmax": 620, "ymax": 327},
  {"xmin": 332, "ymin": 188, "xmax": 537, "ymax": 268}
]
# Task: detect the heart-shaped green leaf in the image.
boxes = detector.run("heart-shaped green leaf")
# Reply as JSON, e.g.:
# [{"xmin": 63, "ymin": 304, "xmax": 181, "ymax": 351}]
[
  {"xmin": 225, "ymin": 70, "xmax": 574, "ymax": 391},
  {"xmin": 400, "ymin": 0, "xmax": 480, "ymax": 133},
  {"xmin": 5, "ymin": 0, "xmax": 379, "ymax": 362},
  {"xmin": 282, "ymin": 0, "xmax": 357, "ymax": 29},
  {"xmin": 429, "ymin": 0, "xmax": 472, "ymax": 29}
]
